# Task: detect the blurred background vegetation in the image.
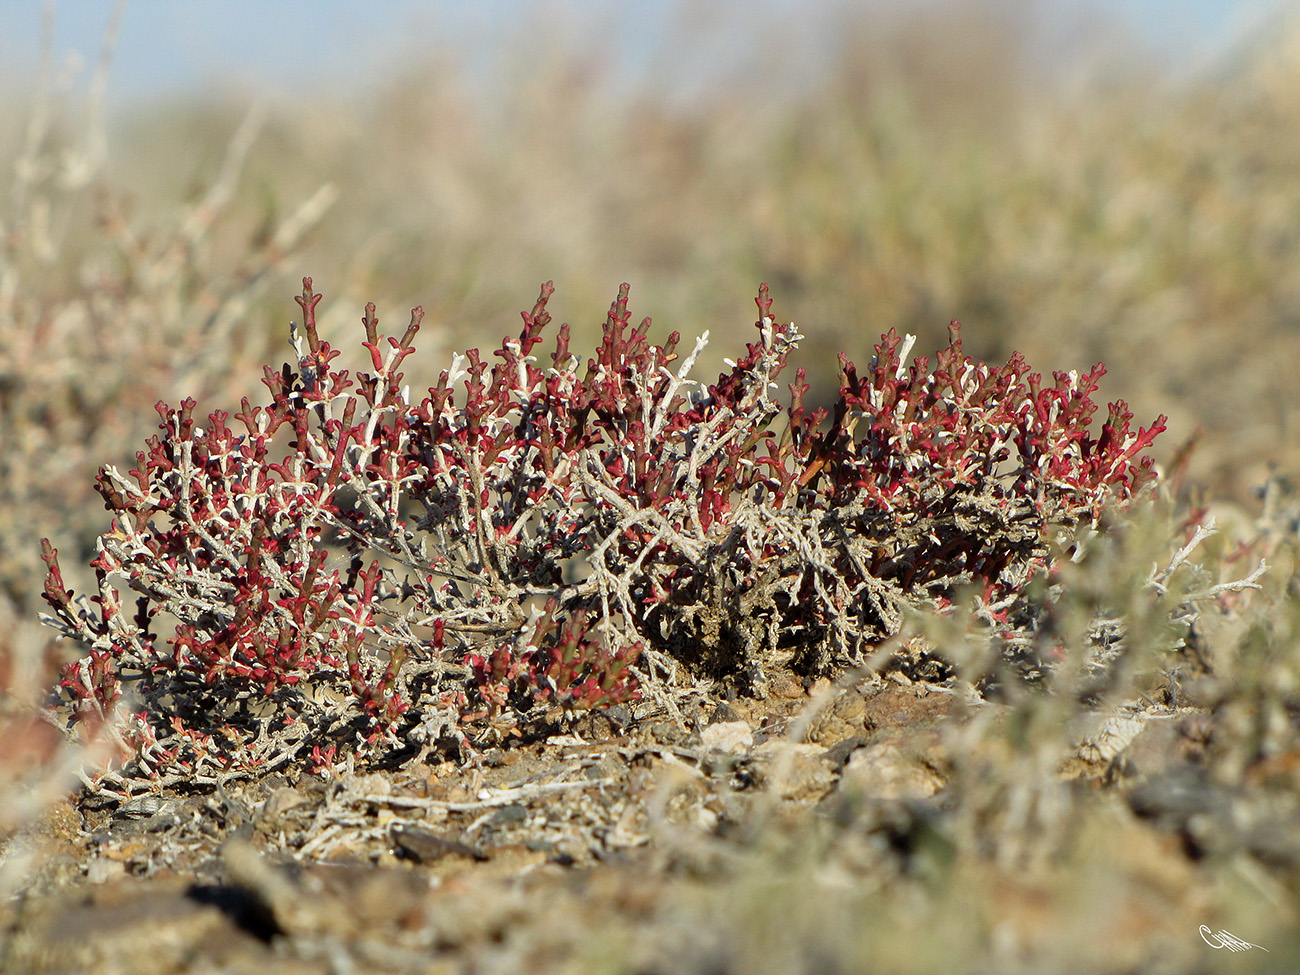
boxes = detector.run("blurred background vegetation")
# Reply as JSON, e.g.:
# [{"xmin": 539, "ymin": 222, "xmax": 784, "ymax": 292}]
[
  {"xmin": 5, "ymin": 6, "xmax": 1300, "ymax": 969},
  {"xmin": 2, "ymin": 0, "xmax": 1298, "ymax": 653}
]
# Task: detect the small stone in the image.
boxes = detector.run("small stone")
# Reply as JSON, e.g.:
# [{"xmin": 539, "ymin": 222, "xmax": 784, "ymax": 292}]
[
  {"xmin": 821, "ymin": 736, "xmax": 869, "ymax": 771},
  {"xmin": 85, "ymin": 857, "xmax": 124, "ymax": 885},
  {"xmin": 708, "ymin": 702, "xmax": 741, "ymax": 725},
  {"xmin": 699, "ymin": 720, "xmax": 753, "ymax": 754},
  {"xmin": 753, "ymin": 741, "xmax": 835, "ymax": 801},
  {"xmin": 839, "ymin": 741, "xmax": 945, "ymax": 801},
  {"xmin": 391, "ymin": 824, "xmax": 488, "ymax": 863},
  {"xmin": 261, "ymin": 787, "xmax": 310, "ymax": 820},
  {"xmin": 489, "ymin": 803, "xmax": 529, "ymax": 826}
]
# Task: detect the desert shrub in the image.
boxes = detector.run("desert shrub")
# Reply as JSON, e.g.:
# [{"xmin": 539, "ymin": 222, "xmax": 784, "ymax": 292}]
[{"xmin": 39, "ymin": 277, "xmax": 1164, "ymax": 788}]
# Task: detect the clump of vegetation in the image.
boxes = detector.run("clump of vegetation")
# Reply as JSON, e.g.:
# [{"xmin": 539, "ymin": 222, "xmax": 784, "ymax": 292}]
[{"xmin": 39, "ymin": 275, "xmax": 1163, "ymax": 788}]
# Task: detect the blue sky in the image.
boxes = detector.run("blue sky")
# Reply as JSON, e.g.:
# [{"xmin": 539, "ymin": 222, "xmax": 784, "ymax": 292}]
[{"xmin": 0, "ymin": 0, "xmax": 1283, "ymax": 111}]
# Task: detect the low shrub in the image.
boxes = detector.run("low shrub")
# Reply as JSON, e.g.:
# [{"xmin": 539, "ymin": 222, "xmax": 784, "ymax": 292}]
[{"xmin": 39, "ymin": 278, "xmax": 1164, "ymax": 786}]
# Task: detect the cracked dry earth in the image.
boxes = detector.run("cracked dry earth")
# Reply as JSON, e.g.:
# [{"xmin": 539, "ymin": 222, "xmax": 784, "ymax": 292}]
[{"xmin": 0, "ymin": 670, "xmax": 1291, "ymax": 975}]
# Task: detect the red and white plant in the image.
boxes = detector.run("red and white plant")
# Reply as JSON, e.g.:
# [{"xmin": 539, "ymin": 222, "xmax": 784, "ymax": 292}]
[{"xmin": 40, "ymin": 278, "xmax": 1164, "ymax": 785}]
